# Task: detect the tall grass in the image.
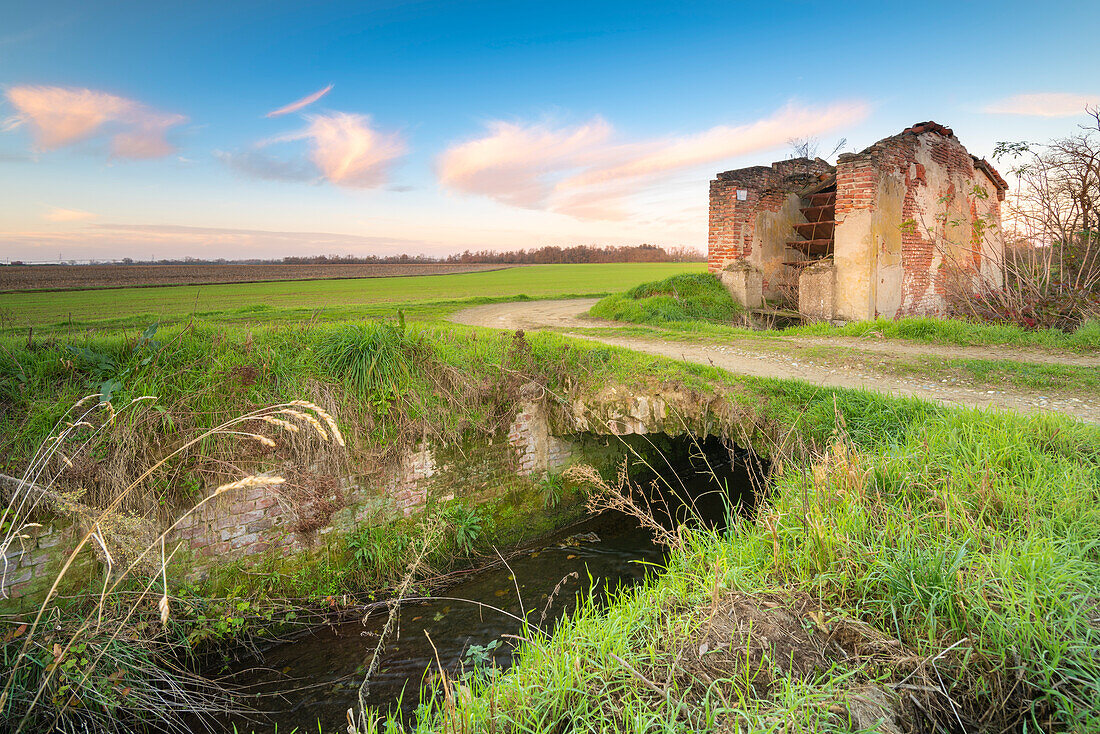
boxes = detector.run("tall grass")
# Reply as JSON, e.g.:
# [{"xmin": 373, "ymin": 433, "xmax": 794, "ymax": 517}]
[
  {"xmin": 315, "ymin": 320, "xmax": 422, "ymax": 398},
  {"xmin": 0, "ymin": 396, "xmax": 344, "ymax": 733},
  {"xmin": 363, "ymin": 408, "xmax": 1100, "ymax": 732}
]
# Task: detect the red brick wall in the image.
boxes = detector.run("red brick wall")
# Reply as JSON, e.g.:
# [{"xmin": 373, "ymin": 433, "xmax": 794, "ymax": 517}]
[
  {"xmin": 708, "ymin": 173, "xmax": 772, "ymax": 272},
  {"xmin": 708, "ymin": 159, "xmax": 832, "ymax": 275},
  {"xmin": 835, "ymin": 129, "xmax": 1005, "ymax": 317}
]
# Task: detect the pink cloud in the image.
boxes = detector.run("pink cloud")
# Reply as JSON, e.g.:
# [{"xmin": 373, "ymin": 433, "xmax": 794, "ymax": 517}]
[
  {"xmin": 266, "ymin": 84, "xmax": 334, "ymax": 118},
  {"xmin": 224, "ymin": 112, "xmax": 406, "ymax": 188},
  {"xmin": 983, "ymin": 92, "xmax": 1100, "ymax": 117},
  {"xmin": 437, "ymin": 117, "xmax": 614, "ymax": 208},
  {"xmin": 304, "ymin": 113, "xmax": 406, "ymax": 187},
  {"xmin": 437, "ymin": 101, "xmax": 869, "ymax": 219},
  {"xmin": 3, "ymin": 85, "xmax": 185, "ymax": 158},
  {"xmin": 45, "ymin": 207, "xmax": 96, "ymax": 222}
]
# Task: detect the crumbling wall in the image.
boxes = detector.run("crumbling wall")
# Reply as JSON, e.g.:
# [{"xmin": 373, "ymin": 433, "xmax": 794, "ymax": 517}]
[
  {"xmin": 708, "ymin": 158, "xmax": 833, "ymax": 300},
  {"xmin": 0, "ymin": 406, "xmax": 580, "ymax": 608},
  {"xmin": 833, "ymin": 123, "xmax": 1005, "ymax": 320},
  {"xmin": 708, "ymin": 123, "xmax": 1006, "ymax": 321}
]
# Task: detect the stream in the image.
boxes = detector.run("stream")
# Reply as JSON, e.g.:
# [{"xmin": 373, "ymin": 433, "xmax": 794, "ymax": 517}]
[{"xmin": 221, "ymin": 437, "xmax": 762, "ymax": 732}]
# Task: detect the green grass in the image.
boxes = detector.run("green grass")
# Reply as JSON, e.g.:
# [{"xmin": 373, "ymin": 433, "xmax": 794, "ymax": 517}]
[
  {"xmin": 0, "ymin": 316, "xmax": 741, "ymax": 497},
  {"xmin": 791, "ymin": 314, "xmax": 1100, "ymax": 352},
  {"xmin": 587, "ymin": 273, "xmax": 1100, "ymax": 352},
  {"xmin": 890, "ymin": 356, "xmax": 1100, "ymax": 394},
  {"xmin": 0, "ymin": 262, "xmax": 705, "ymax": 334},
  {"xmin": 589, "ymin": 272, "xmax": 743, "ymax": 326},
  {"xmin": 377, "ymin": 407, "xmax": 1100, "ymax": 733},
  {"xmin": 5, "ymin": 303, "xmax": 1100, "ymax": 731}
]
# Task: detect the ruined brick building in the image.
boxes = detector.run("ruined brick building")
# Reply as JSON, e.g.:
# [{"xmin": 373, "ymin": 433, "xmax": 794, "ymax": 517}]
[{"xmin": 708, "ymin": 122, "xmax": 1008, "ymax": 321}]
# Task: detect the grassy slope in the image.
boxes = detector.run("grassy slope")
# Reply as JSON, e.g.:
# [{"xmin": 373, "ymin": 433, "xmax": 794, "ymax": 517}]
[
  {"xmin": 6, "ymin": 284, "xmax": 1100, "ymax": 730},
  {"xmin": 588, "ymin": 273, "xmax": 1100, "ymax": 353},
  {"xmin": 387, "ymin": 403, "xmax": 1100, "ymax": 733},
  {"xmin": 0, "ymin": 317, "xmax": 713, "ymax": 478},
  {"xmin": 589, "ymin": 272, "xmax": 743, "ymax": 325},
  {"xmin": 1, "ymin": 262, "xmax": 705, "ymax": 334}
]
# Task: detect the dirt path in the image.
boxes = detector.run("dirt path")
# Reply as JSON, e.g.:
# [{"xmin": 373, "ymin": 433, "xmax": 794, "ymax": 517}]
[{"xmin": 451, "ymin": 299, "xmax": 1100, "ymax": 423}]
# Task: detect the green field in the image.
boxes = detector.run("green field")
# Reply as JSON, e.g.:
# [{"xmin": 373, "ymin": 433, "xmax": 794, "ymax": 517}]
[{"xmin": 1, "ymin": 262, "xmax": 705, "ymax": 333}]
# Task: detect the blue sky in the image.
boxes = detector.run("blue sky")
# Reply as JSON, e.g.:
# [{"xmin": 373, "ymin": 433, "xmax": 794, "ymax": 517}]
[{"xmin": 1, "ymin": 0, "xmax": 1097, "ymax": 261}]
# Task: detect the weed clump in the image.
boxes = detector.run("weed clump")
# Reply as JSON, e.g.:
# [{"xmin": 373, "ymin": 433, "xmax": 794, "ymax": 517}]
[
  {"xmin": 316, "ymin": 320, "xmax": 422, "ymax": 400},
  {"xmin": 590, "ymin": 273, "xmax": 743, "ymax": 326}
]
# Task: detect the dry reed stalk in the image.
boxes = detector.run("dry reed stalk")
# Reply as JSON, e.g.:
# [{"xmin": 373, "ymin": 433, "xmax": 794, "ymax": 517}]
[
  {"xmin": 564, "ymin": 460, "xmax": 680, "ymax": 548},
  {"xmin": 289, "ymin": 399, "xmax": 346, "ymax": 447},
  {"xmin": 257, "ymin": 415, "xmax": 300, "ymax": 433},
  {"xmin": 0, "ymin": 397, "xmax": 347, "ymax": 732},
  {"xmin": 276, "ymin": 408, "xmax": 329, "ymax": 440}
]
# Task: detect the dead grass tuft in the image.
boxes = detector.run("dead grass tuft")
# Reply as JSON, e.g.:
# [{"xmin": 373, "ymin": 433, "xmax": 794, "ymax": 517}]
[
  {"xmin": 275, "ymin": 468, "xmax": 345, "ymax": 534},
  {"xmin": 667, "ymin": 589, "xmax": 934, "ymax": 732}
]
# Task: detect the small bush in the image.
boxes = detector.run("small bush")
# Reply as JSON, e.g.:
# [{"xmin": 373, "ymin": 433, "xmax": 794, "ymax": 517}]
[
  {"xmin": 590, "ymin": 273, "xmax": 741, "ymax": 326},
  {"xmin": 315, "ymin": 320, "xmax": 423, "ymax": 398},
  {"xmin": 444, "ymin": 503, "xmax": 485, "ymax": 556}
]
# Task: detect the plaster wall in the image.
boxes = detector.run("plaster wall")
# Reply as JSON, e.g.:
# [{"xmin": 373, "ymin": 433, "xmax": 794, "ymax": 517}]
[
  {"xmin": 833, "ymin": 128, "xmax": 1006, "ymax": 320},
  {"xmin": 899, "ymin": 134, "xmax": 1005, "ymax": 315},
  {"xmin": 752, "ymin": 193, "xmax": 805, "ymax": 299},
  {"xmin": 833, "ymin": 171, "xmax": 906, "ymax": 321}
]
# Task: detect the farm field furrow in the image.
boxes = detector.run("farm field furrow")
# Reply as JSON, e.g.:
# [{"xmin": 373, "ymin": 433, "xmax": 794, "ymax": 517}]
[
  {"xmin": 0, "ymin": 262, "xmax": 511, "ymax": 292},
  {"xmin": 0, "ymin": 262, "xmax": 706, "ymax": 331}
]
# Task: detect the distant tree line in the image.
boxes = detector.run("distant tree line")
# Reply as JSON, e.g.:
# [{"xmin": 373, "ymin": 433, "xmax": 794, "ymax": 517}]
[
  {"xmin": 282, "ymin": 244, "xmax": 703, "ymax": 265},
  {"xmin": 0, "ymin": 243, "xmax": 703, "ymax": 267}
]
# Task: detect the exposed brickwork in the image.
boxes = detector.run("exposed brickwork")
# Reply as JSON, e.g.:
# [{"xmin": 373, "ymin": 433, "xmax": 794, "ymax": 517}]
[
  {"xmin": 2, "ymin": 404, "xmax": 579, "ymax": 604},
  {"xmin": 0, "ymin": 522, "xmax": 94, "ymax": 608},
  {"xmin": 836, "ymin": 125, "xmax": 1007, "ymax": 316},
  {"xmin": 709, "ymin": 122, "xmax": 1007, "ymax": 321},
  {"xmin": 385, "ymin": 444, "xmax": 436, "ymax": 517},
  {"xmin": 169, "ymin": 485, "xmax": 291, "ymax": 563},
  {"xmin": 708, "ymin": 158, "xmax": 833, "ymax": 275},
  {"xmin": 509, "ymin": 404, "xmax": 573, "ymax": 474}
]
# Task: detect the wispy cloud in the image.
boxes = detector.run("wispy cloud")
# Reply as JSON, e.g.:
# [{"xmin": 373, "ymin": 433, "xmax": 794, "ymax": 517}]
[
  {"xmin": 983, "ymin": 92, "xmax": 1100, "ymax": 117},
  {"xmin": 220, "ymin": 112, "xmax": 406, "ymax": 188},
  {"xmin": 3, "ymin": 85, "xmax": 186, "ymax": 158},
  {"xmin": 0, "ymin": 222, "xmax": 439, "ymax": 261},
  {"xmin": 45, "ymin": 207, "xmax": 96, "ymax": 222},
  {"xmin": 214, "ymin": 148, "xmax": 316, "ymax": 182},
  {"xmin": 437, "ymin": 100, "xmax": 869, "ymax": 219},
  {"xmin": 302, "ymin": 113, "xmax": 406, "ymax": 187},
  {"xmin": 266, "ymin": 84, "xmax": 334, "ymax": 118},
  {"xmin": 438, "ymin": 117, "xmax": 614, "ymax": 208}
]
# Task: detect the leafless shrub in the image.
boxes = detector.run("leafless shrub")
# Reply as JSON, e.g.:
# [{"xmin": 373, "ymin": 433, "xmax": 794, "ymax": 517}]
[
  {"xmin": 787, "ymin": 136, "xmax": 847, "ymax": 162},
  {"xmin": 564, "ymin": 459, "xmax": 681, "ymax": 548},
  {"xmin": 276, "ymin": 468, "xmax": 345, "ymax": 534},
  {"xmin": 938, "ymin": 108, "xmax": 1100, "ymax": 329}
]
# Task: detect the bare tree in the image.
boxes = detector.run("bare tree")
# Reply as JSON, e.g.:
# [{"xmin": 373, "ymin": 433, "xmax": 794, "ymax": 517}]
[
  {"xmin": 787, "ymin": 136, "xmax": 847, "ymax": 162},
  {"xmin": 988, "ymin": 106, "xmax": 1100, "ymax": 328}
]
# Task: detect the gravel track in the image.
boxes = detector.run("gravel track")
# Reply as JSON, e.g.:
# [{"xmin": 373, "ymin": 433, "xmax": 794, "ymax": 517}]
[{"xmin": 451, "ymin": 298, "xmax": 1100, "ymax": 423}]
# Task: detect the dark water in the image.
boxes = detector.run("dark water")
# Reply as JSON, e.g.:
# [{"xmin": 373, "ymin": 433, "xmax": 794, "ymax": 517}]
[{"xmin": 222, "ymin": 436, "xmax": 762, "ymax": 732}]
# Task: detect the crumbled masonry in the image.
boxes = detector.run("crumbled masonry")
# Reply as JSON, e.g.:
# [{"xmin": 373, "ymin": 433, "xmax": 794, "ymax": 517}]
[{"xmin": 709, "ymin": 122, "xmax": 1008, "ymax": 321}]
